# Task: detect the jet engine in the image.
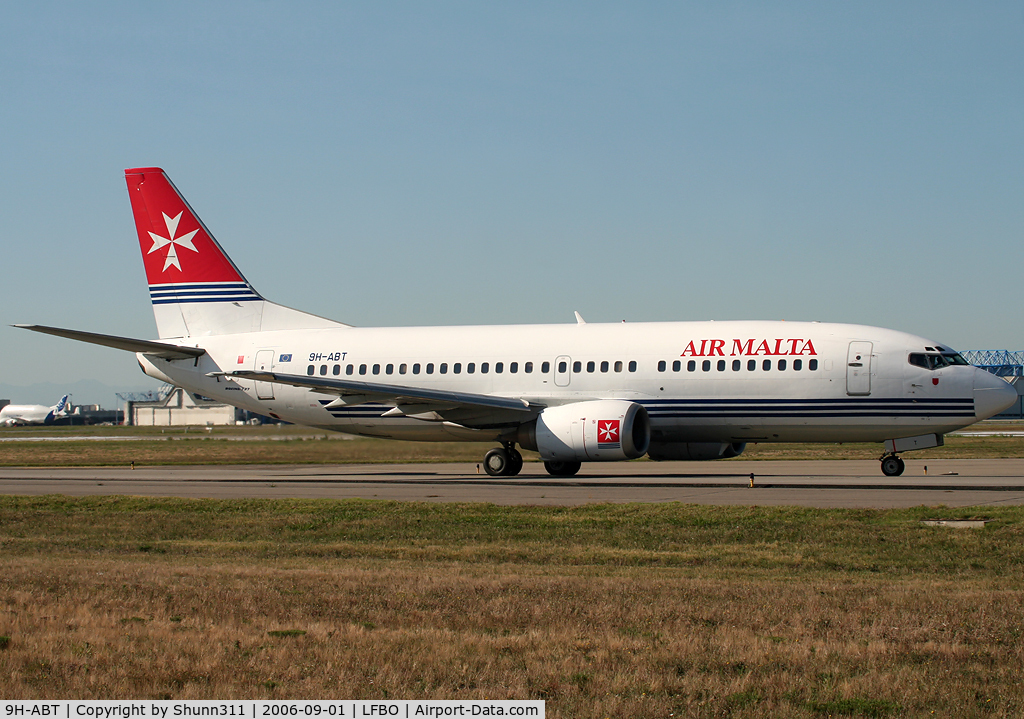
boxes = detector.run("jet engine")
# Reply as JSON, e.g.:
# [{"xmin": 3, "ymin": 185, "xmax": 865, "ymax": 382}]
[
  {"xmin": 517, "ymin": 399, "xmax": 650, "ymax": 461},
  {"xmin": 647, "ymin": 441, "xmax": 747, "ymax": 461}
]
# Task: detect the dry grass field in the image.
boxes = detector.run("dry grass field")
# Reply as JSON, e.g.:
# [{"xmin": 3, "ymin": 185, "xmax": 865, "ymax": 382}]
[
  {"xmin": 1, "ymin": 497, "xmax": 1023, "ymax": 717},
  {"xmin": 1, "ymin": 421, "xmax": 1023, "ymax": 466}
]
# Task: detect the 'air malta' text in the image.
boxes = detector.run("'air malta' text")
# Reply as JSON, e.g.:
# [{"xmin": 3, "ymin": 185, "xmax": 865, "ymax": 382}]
[{"xmin": 681, "ymin": 339, "xmax": 818, "ymax": 357}]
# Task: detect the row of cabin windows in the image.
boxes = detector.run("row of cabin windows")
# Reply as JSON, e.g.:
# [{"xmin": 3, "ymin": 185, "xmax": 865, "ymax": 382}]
[
  {"xmin": 560, "ymin": 360, "xmax": 637, "ymax": 374},
  {"xmin": 308, "ymin": 360, "xmax": 550, "ymax": 377},
  {"xmin": 306, "ymin": 359, "xmax": 641, "ymax": 378},
  {"xmin": 657, "ymin": 358, "xmax": 819, "ymax": 373}
]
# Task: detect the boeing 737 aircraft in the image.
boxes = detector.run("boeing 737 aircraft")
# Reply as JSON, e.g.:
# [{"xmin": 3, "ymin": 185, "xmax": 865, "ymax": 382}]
[
  {"xmin": 16, "ymin": 168, "xmax": 1017, "ymax": 476},
  {"xmin": 0, "ymin": 395, "xmax": 69, "ymax": 426}
]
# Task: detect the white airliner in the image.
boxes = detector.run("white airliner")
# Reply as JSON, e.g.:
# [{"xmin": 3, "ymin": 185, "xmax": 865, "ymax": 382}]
[
  {"xmin": 16, "ymin": 168, "xmax": 1017, "ymax": 476},
  {"xmin": 0, "ymin": 395, "xmax": 70, "ymax": 427}
]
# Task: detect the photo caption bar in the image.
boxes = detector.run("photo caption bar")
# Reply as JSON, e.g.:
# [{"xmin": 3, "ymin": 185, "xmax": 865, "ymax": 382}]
[{"xmin": 2, "ymin": 702, "xmax": 543, "ymax": 719}]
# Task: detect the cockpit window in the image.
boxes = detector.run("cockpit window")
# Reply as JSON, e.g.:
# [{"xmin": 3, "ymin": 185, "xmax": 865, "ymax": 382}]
[{"xmin": 909, "ymin": 352, "xmax": 969, "ymax": 370}]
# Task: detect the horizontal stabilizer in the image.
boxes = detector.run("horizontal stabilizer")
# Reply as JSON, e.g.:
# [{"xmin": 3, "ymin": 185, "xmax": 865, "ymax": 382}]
[
  {"xmin": 226, "ymin": 370, "xmax": 536, "ymax": 412},
  {"xmin": 14, "ymin": 325, "xmax": 206, "ymax": 360}
]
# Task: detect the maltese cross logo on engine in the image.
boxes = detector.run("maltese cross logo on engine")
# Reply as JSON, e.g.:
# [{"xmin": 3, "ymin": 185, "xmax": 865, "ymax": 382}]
[{"xmin": 147, "ymin": 211, "xmax": 199, "ymax": 272}]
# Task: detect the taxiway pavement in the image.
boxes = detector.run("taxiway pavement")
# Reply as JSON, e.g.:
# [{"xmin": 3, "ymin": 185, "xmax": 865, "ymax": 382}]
[{"xmin": 1, "ymin": 458, "xmax": 1022, "ymax": 507}]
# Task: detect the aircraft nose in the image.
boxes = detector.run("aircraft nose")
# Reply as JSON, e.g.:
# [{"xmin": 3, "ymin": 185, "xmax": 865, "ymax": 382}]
[{"xmin": 973, "ymin": 369, "xmax": 1018, "ymax": 420}]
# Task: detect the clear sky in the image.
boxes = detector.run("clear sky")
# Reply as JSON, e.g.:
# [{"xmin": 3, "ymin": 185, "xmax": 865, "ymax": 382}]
[{"xmin": 2, "ymin": 2, "xmax": 1022, "ymax": 405}]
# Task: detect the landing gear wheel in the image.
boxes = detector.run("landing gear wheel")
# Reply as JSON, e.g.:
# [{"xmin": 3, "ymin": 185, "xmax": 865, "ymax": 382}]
[
  {"xmin": 544, "ymin": 460, "xmax": 582, "ymax": 477},
  {"xmin": 483, "ymin": 448, "xmax": 511, "ymax": 477},
  {"xmin": 507, "ymin": 448, "xmax": 524, "ymax": 476},
  {"xmin": 880, "ymin": 455, "xmax": 905, "ymax": 477}
]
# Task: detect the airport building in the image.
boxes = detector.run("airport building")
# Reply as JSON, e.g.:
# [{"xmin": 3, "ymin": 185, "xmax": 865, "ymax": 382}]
[
  {"xmin": 124, "ymin": 385, "xmax": 238, "ymax": 426},
  {"xmin": 120, "ymin": 384, "xmax": 271, "ymax": 426}
]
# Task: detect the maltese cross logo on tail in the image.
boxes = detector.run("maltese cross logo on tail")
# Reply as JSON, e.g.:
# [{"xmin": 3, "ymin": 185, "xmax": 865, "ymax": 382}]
[
  {"xmin": 148, "ymin": 211, "xmax": 199, "ymax": 272},
  {"xmin": 597, "ymin": 419, "xmax": 620, "ymax": 446}
]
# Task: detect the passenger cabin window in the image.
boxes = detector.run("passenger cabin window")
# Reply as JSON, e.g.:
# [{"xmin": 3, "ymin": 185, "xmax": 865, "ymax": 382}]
[
  {"xmin": 320, "ymin": 365, "xmax": 327, "ymax": 375},
  {"xmin": 628, "ymin": 361, "xmax": 637, "ymax": 372},
  {"xmin": 747, "ymin": 359, "xmax": 756, "ymax": 371},
  {"xmin": 525, "ymin": 362, "xmax": 534, "ymax": 373},
  {"xmin": 481, "ymin": 362, "xmax": 489, "ymax": 374},
  {"xmin": 333, "ymin": 365, "xmax": 341, "ymax": 375},
  {"xmin": 386, "ymin": 363, "xmax": 394, "ymax": 375},
  {"xmin": 558, "ymin": 361, "xmax": 567, "ymax": 373},
  {"xmin": 426, "ymin": 363, "xmax": 434, "ymax": 374},
  {"xmin": 347, "ymin": 364, "xmax": 355, "ymax": 375},
  {"xmin": 572, "ymin": 361, "xmax": 581, "ymax": 373},
  {"xmin": 495, "ymin": 362, "xmax": 503, "ymax": 373},
  {"xmin": 762, "ymin": 359, "xmax": 771, "ymax": 371},
  {"xmin": 687, "ymin": 360, "xmax": 696, "ymax": 372},
  {"xmin": 793, "ymin": 359, "xmax": 802, "ymax": 371},
  {"xmin": 359, "ymin": 364, "xmax": 367, "ymax": 375},
  {"xmin": 658, "ymin": 360, "xmax": 667, "ymax": 372},
  {"xmin": 307, "ymin": 365, "xmax": 315, "ymax": 376},
  {"xmin": 717, "ymin": 360, "xmax": 726, "ymax": 371},
  {"xmin": 702, "ymin": 360, "xmax": 711, "ymax": 372},
  {"xmin": 510, "ymin": 362, "xmax": 518, "ymax": 373},
  {"xmin": 453, "ymin": 363, "xmax": 462, "ymax": 374},
  {"xmin": 732, "ymin": 360, "xmax": 741, "ymax": 371},
  {"xmin": 672, "ymin": 360, "xmax": 681, "ymax": 372},
  {"xmin": 372, "ymin": 364, "xmax": 380, "ymax": 375},
  {"xmin": 542, "ymin": 361, "xmax": 551, "ymax": 373},
  {"xmin": 413, "ymin": 363, "xmax": 421, "ymax": 375},
  {"xmin": 587, "ymin": 361, "xmax": 595, "ymax": 373},
  {"xmin": 601, "ymin": 361, "xmax": 609, "ymax": 373},
  {"xmin": 778, "ymin": 359, "xmax": 787, "ymax": 371},
  {"xmin": 468, "ymin": 363, "xmax": 476, "ymax": 374},
  {"xmin": 809, "ymin": 359, "xmax": 818, "ymax": 371},
  {"xmin": 399, "ymin": 363, "xmax": 407, "ymax": 374},
  {"xmin": 614, "ymin": 361, "xmax": 623, "ymax": 372},
  {"xmin": 439, "ymin": 363, "xmax": 448, "ymax": 374}
]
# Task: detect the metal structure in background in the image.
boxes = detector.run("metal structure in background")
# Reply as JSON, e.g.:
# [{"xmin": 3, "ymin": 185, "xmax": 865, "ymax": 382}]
[
  {"xmin": 961, "ymin": 350, "xmax": 1024, "ymax": 378},
  {"xmin": 115, "ymin": 383, "xmax": 176, "ymax": 405},
  {"xmin": 962, "ymin": 350, "xmax": 1024, "ymax": 419}
]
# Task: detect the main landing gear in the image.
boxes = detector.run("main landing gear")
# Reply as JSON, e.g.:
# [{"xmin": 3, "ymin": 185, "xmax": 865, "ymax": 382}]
[
  {"xmin": 880, "ymin": 454, "xmax": 906, "ymax": 477},
  {"xmin": 481, "ymin": 444, "xmax": 583, "ymax": 477},
  {"xmin": 543, "ymin": 460, "xmax": 581, "ymax": 477},
  {"xmin": 483, "ymin": 443, "xmax": 524, "ymax": 477}
]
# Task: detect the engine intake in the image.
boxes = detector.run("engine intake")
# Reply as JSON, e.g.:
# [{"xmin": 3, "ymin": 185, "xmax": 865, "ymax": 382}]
[{"xmin": 518, "ymin": 399, "xmax": 650, "ymax": 462}]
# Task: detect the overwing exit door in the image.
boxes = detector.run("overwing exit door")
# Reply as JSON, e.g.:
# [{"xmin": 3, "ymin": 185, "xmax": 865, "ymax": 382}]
[{"xmin": 554, "ymin": 356, "xmax": 572, "ymax": 387}]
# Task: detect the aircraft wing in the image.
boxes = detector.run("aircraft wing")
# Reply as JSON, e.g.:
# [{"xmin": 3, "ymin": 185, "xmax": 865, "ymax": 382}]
[
  {"xmin": 14, "ymin": 325, "xmax": 206, "ymax": 360},
  {"xmin": 226, "ymin": 370, "xmax": 539, "ymax": 415}
]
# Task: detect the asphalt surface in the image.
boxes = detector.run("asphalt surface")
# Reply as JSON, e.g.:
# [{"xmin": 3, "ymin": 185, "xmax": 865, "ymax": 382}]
[{"xmin": 1, "ymin": 458, "xmax": 1023, "ymax": 507}]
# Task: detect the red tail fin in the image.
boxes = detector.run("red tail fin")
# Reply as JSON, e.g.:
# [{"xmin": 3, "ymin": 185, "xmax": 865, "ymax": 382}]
[
  {"xmin": 124, "ymin": 167, "xmax": 347, "ymax": 338},
  {"xmin": 125, "ymin": 167, "xmax": 252, "ymax": 287}
]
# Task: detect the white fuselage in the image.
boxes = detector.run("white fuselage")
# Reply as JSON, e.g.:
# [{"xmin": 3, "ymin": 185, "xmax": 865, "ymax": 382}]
[
  {"xmin": 138, "ymin": 319, "xmax": 1011, "ymax": 444},
  {"xmin": 0, "ymin": 404, "xmax": 58, "ymax": 426}
]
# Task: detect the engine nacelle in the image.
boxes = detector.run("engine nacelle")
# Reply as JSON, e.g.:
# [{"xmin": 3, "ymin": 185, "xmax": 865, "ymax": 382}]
[
  {"xmin": 518, "ymin": 400, "xmax": 650, "ymax": 462},
  {"xmin": 647, "ymin": 441, "xmax": 747, "ymax": 461}
]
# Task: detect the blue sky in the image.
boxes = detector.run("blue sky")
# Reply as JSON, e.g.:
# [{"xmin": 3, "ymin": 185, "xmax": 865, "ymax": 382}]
[{"xmin": 2, "ymin": 2, "xmax": 1022, "ymax": 405}]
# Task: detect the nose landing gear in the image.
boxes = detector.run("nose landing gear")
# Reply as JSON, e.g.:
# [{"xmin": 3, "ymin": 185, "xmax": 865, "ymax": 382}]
[
  {"xmin": 482, "ymin": 443, "xmax": 524, "ymax": 476},
  {"xmin": 880, "ymin": 454, "xmax": 906, "ymax": 477}
]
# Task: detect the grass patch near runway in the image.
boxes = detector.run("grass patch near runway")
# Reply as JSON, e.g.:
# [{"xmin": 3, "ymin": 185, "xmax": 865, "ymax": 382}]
[
  {"xmin": 0, "ymin": 420, "xmax": 1023, "ymax": 465},
  {"xmin": 1, "ymin": 496, "xmax": 1023, "ymax": 716}
]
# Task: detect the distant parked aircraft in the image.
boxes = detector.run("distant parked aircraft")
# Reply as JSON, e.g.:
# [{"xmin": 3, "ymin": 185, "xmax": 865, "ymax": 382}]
[{"xmin": 0, "ymin": 394, "xmax": 70, "ymax": 426}]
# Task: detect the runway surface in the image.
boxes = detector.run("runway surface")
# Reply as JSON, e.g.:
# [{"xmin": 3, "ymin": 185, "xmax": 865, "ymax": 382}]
[{"xmin": 1, "ymin": 458, "xmax": 1023, "ymax": 507}]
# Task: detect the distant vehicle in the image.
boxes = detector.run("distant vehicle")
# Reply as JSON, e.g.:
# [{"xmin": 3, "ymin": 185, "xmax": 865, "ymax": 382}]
[
  {"xmin": 0, "ymin": 394, "xmax": 70, "ymax": 426},
  {"xmin": 16, "ymin": 168, "xmax": 1018, "ymax": 476}
]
